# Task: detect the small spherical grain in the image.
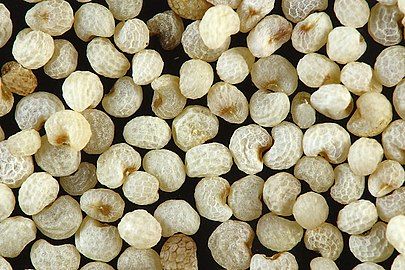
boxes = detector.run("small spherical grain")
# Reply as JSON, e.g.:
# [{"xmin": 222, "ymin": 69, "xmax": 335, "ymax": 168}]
[
  {"xmin": 5, "ymin": 129, "xmax": 41, "ymax": 157},
  {"xmin": 132, "ymin": 49, "xmax": 164, "ymax": 85},
  {"xmin": 105, "ymin": 0, "xmax": 143, "ymax": 21},
  {"xmin": 172, "ymin": 105, "xmax": 219, "ymax": 151},
  {"xmin": 0, "ymin": 216, "xmax": 36, "ymax": 258},
  {"xmin": 237, "ymin": 0, "xmax": 275, "ymax": 33},
  {"xmin": 251, "ymin": 55, "xmax": 298, "ymax": 95},
  {"xmin": 216, "ymin": 47, "xmax": 254, "ymax": 84},
  {"xmin": 250, "ymin": 252, "xmax": 298, "ymax": 270},
  {"xmin": 304, "ymin": 223, "xmax": 344, "ymax": 260},
  {"xmin": 340, "ymin": 62, "xmax": 382, "ymax": 96},
  {"xmin": 369, "ymin": 3, "xmax": 403, "ymax": 46},
  {"xmin": 330, "ymin": 163, "xmax": 365, "ymax": 205},
  {"xmin": 337, "ymin": 199, "xmax": 378, "ymax": 235},
  {"xmin": 368, "ymin": 160, "xmax": 404, "ymax": 198},
  {"xmin": 207, "ymin": 82, "xmax": 249, "ymax": 124},
  {"xmin": 102, "ymin": 76, "xmax": 143, "ymax": 118},
  {"xmin": 263, "ymin": 121, "xmax": 303, "ymax": 170},
  {"xmin": 347, "ymin": 92, "xmax": 392, "ymax": 137},
  {"xmin": 80, "ymin": 188, "xmax": 125, "ymax": 223},
  {"xmin": 62, "ymin": 71, "xmax": 103, "ymax": 112},
  {"xmin": 33, "ymin": 195, "xmax": 82, "ymax": 240},
  {"xmin": 303, "ymin": 123, "xmax": 351, "ymax": 164},
  {"xmin": 326, "ymin": 26, "xmax": 366, "ymax": 64},
  {"xmin": 114, "ymin": 19, "xmax": 149, "ymax": 54},
  {"xmin": 353, "ymin": 262, "xmax": 385, "ymax": 270},
  {"xmin": 334, "ymin": 0, "xmax": 370, "ymax": 28},
  {"xmin": 1, "ymin": 61, "xmax": 37, "ymax": 96},
  {"xmin": 35, "ymin": 136, "xmax": 81, "ymax": 177},
  {"xmin": 310, "ymin": 84, "xmax": 354, "ymax": 120},
  {"xmin": 228, "ymin": 175, "xmax": 264, "ymax": 221},
  {"xmin": 293, "ymin": 192, "xmax": 329, "ymax": 229},
  {"xmin": 291, "ymin": 92, "xmax": 316, "ymax": 129},
  {"xmin": 179, "ymin": 59, "xmax": 214, "ymax": 99},
  {"xmin": 82, "ymin": 109, "xmax": 114, "ymax": 155},
  {"xmin": 73, "ymin": 3, "xmax": 115, "ymax": 42},
  {"xmin": 96, "ymin": 143, "xmax": 141, "ymax": 189},
  {"xmin": 291, "ymin": 12, "xmax": 332, "ymax": 54},
  {"xmin": 348, "ymin": 137, "xmax": 383, "ymax": 176},
  {"xmin": 45, "ymin": 109, "xmax": 92, "ymax": 151},
  {"xmin": 257, "ymin": 213, "xmax": 303, "ymax": 252},
  {"xmin": 25, "ymin": 0, "xmax": 74, "ymax": 36},
  {"xmin": 30, "ymin": 239, "xmax": 80, "ymax": 270},
  {"xmin": 376, "ymin": 187, "xmax": 405, "ymax": 222},
  {"xmin": 44, "ymin": 39, "xmax": 78, "ymax": 79},
  {"xmin": 185, "ymin": 143, "xmax": 233, "ymax": 178},
  {"xmin": 60, "ymin": 162, "xmax": 97, "ymax": 196},
  {"xmin": 310, "ymin": 257, "xmax": 338, "ymax": 270},
  {"xmin": 247, "ymin": 15, "xmax": 292, "ymax": 58},
  {"xmin": 154, "ymin": 200, "xmax": 200, "ymax": 237},
  {"xmin": 75, "ymin": 217, "xmax": 122, "ymax": 262},
  {"xmin": 208, "ymin": 220, "xmax": 254, "ymax": 270},
  {"xmin": 0, "ymin": 82, "xmax": 14, "ymax": 118},
  {"xmin": 229, "ymin": 124, "xmax": 272, "ymax": 175},
  {"xmin": 382, "ymin": 119, "xmax": 405, "ymax": 164},
  {"xmin": 87, "ymin": 37, "xmax": 130, "ymax": 79},
  {"xmin": 81, "ymin": 262, "xmax": 115, "ymax": 270},
  {"xmin": 0, "ymin": 4, "xmax": 12, "ymax": 48},
  {"xmin": 386, "ymin": 215, "xmax": 405, "ymax": 254},
  {"xmin": 393, "ymin": 80, "xmax": 405, "ymax": 119},
  {"xmin": 151, "ymin": 74, "xmax": 186, "ymax": 120},
  {"xmin": 250, "ymin": 90, "xmax": 290, "ymax": 128},
  {"xmin": 194, "ymin": 176, "xmax": 232, "ymax": 222},
  {"xmin": 199, "ymin": 5, "xmax": 240, "ymax": 50},
  {"xmin": 168, "ymin": 0, "xmax": 212, "ymax": 20},
  {"xmin": 12, "ymin": 28, "xmax": 54, "ymax": 69},
  {"xmin": 147, "ymin": 10, "xmax": 184, "ymax": 50},
  {"xmin": 374, "ymin": 45, "xmax": 405, "ymax": 87},
  {"xmin": 294, "ymin": 156, "xmax": 334, "ymax": 193},
  {"xmin": 349, "ymin": 222, "xmax": 394, "ymax": 263},
  {"xmin": 122, "ymin": 171, "xmax": 159, "ymax": 205},
  {"xmin": 142, "ymin": 149, "xmax": 185, "ymax": 192},
  {"xmin": 123, "ymin": 116, "xmax": 171, "ymax": 150},
  {"xmin": 118, "ymin": 210, "xmax": 162, "ymax": 249},
  {"xmin": 263, "ymin": 172, "xmax": 301, "ymax": 216},
  {"xmin": 297, "ymin": 53, "xmax": 341, "ymax": 88},
  {"xmin": 282, "ymin": 0, "xmax": 328, "ymax": 23},
  {"xmin": 18, "ymin": 172, "xmax": 59, "ymax": 216}
]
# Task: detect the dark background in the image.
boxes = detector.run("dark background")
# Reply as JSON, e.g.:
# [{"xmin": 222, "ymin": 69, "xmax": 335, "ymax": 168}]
[{"xmin": 0, "ymin": 0, "xmax": 401, "ymax": 269}]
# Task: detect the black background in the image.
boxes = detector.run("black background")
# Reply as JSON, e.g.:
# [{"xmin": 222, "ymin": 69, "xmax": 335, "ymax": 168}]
[{"xmin": 0, "ymin": 0, "xmax": 402, "ymax": 269}]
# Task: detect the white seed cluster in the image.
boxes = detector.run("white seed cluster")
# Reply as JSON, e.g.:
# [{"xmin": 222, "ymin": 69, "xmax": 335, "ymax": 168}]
[{"xmin": 0, "ymin": 0, "xmax": 404, "ymax": 269}]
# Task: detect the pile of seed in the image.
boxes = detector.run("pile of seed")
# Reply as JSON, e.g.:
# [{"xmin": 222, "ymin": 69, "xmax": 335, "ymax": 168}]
[{"xmin": 0, "ymin": 0, "xmax": 404, "ymax": 269}]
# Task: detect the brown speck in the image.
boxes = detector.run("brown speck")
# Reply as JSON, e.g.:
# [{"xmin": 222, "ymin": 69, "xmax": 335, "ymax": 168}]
[
  {"xmin": 248, "ymin": 7, "xmax": 258, "ymax": 17},
  {"xmin": 219, "ymin": 106, "xmax": 235, "ymax": 116},
  {"xmin": 56, "ymin": 134, "xmax": 69, "ymax": 145},
  {"xmin": 98, "ymin": 204, "xmax": 112, "ymax": 216},
  {"xmin": 258, "ymin": 144, "xmax": 271, "ymax": 162},
  {"xmin": 269, "ymin": 26, "xmax": 291, "ymax": 43},
  {"xmin": 124, "ymin": 166, "xmax": 137, "ymax": 176}
]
